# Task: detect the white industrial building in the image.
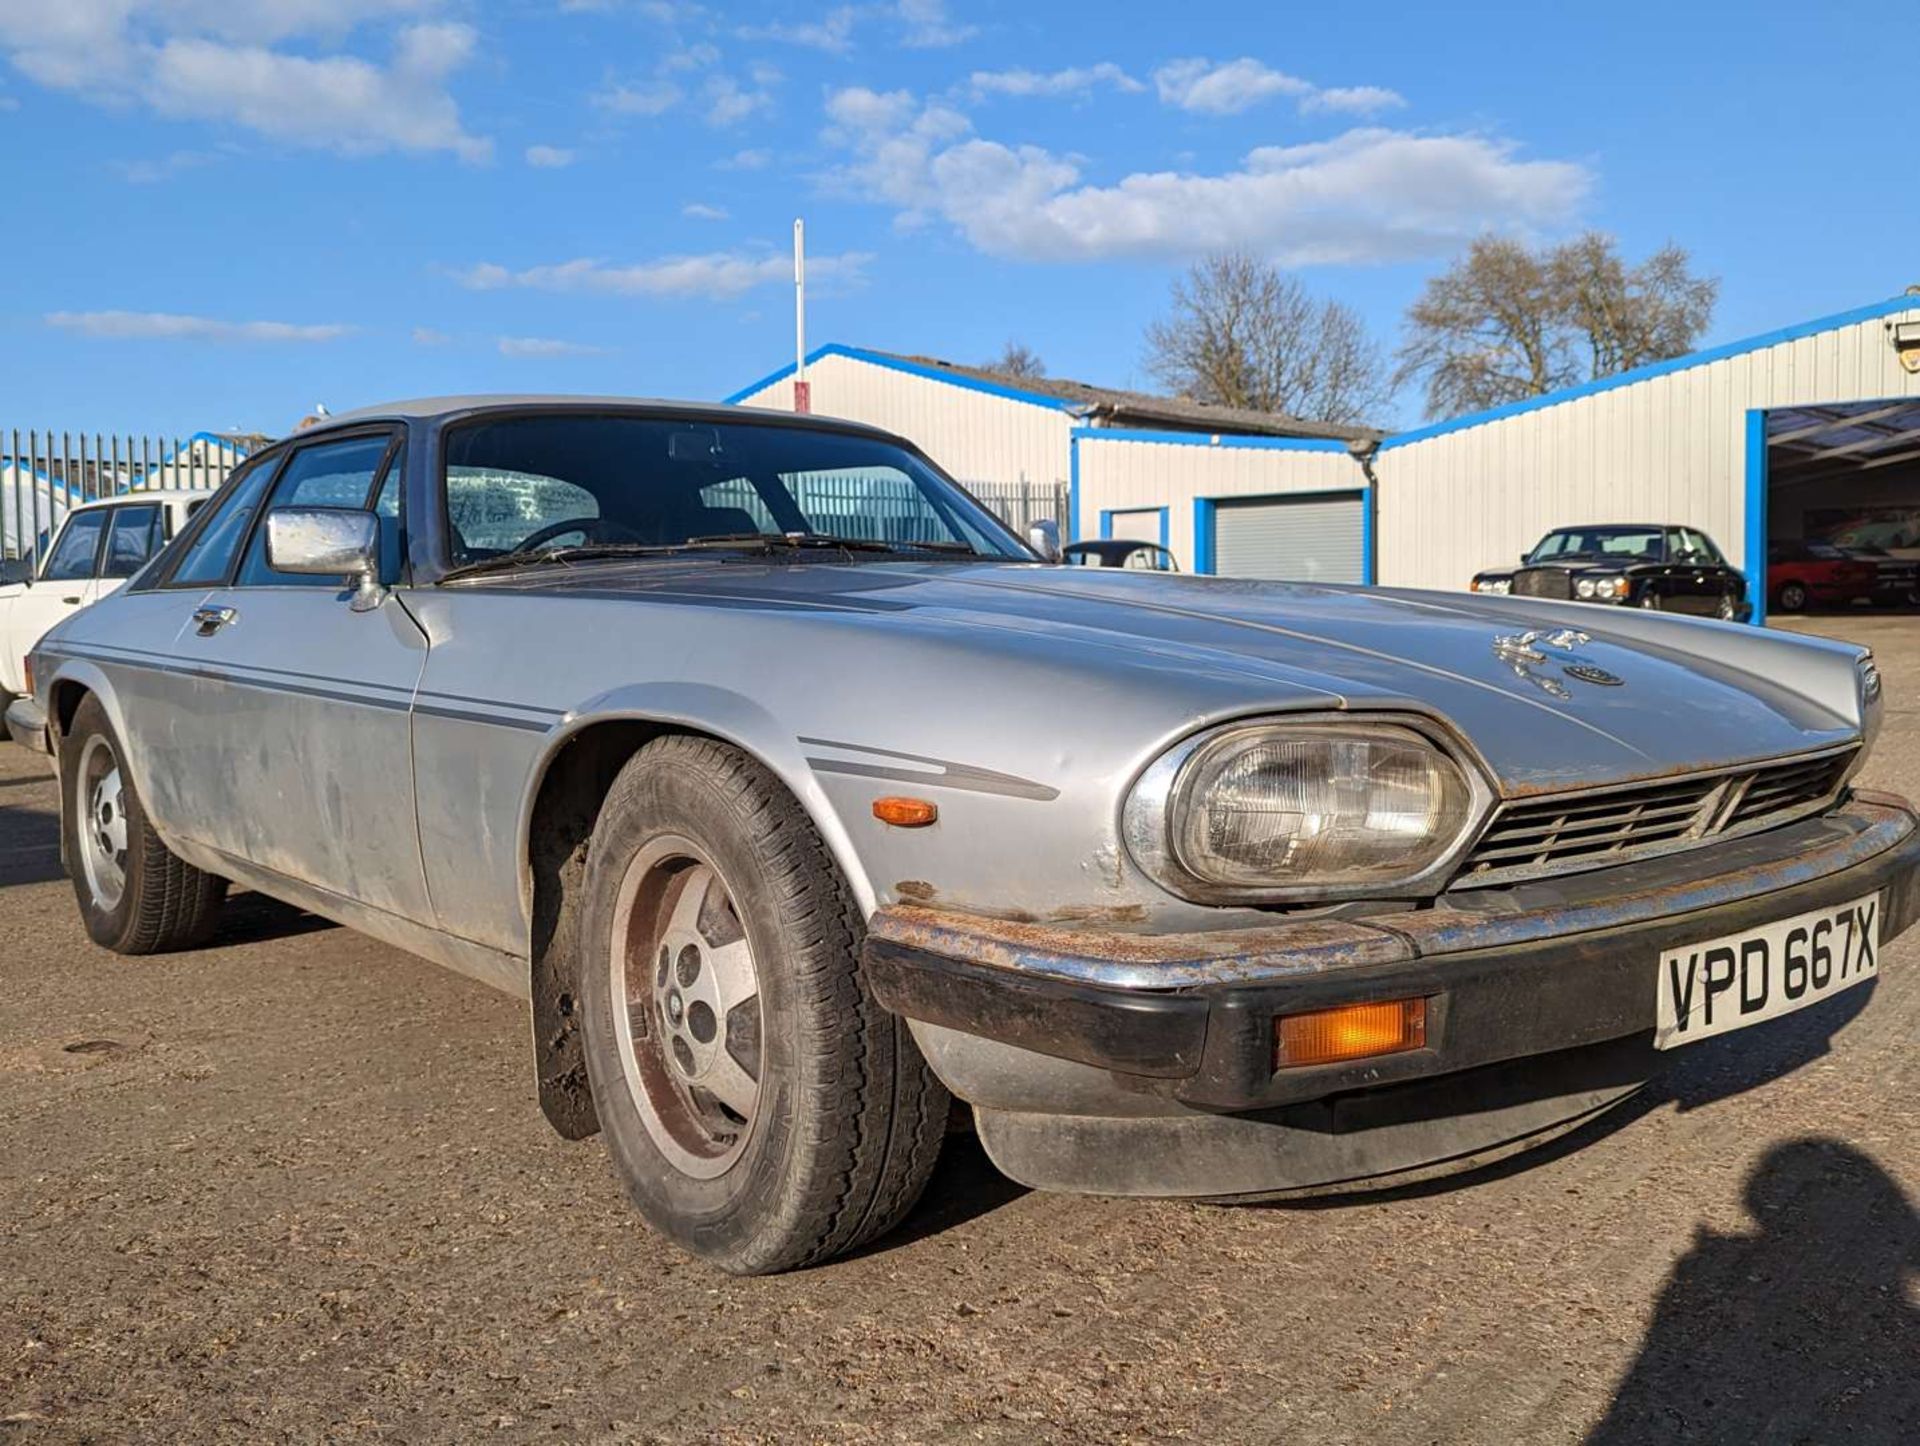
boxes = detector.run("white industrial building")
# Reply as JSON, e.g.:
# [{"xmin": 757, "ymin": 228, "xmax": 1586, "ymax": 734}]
[{"xmin": 729, "ymin": 292, "xmax": 1920, "ymax": 624}]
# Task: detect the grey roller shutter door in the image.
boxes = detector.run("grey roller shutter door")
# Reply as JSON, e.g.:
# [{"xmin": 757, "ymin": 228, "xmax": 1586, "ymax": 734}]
[{"xmin": 1212, "ymin": 493, "xmax": 1364, "ymax": 583}]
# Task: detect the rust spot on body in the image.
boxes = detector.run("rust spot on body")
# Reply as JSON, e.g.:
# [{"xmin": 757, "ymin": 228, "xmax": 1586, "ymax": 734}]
[{"xmin": 894, "ymin": 880, "xmax": 937, "ymax": 902}]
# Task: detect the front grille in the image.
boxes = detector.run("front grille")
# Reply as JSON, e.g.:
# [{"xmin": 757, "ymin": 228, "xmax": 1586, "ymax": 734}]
[
  {"xmin": 1456, "ymin": 747, "xmax": 1856, "ymax": 887},
  {"xmin": 1512, "ymin": 568, "xmax": 1574, "ymax": 600}
]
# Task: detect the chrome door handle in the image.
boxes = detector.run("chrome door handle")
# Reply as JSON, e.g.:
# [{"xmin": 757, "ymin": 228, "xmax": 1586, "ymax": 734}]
[{"xmin": 191, "ymin": 605, "xmax": 237, "ymax": 637}]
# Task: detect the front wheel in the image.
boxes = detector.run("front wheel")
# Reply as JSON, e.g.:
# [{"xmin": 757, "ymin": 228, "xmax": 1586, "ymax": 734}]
[
  {"xmin": 579, "ymin": 736, "xmax": 949, "ymax": 1274},
  {"xmin": 60, "ymin": 694, "xmax": 226, "ymax": 953},
  {"xmin": 1774, "ymin": 581, "xmax": 1808, "ymax": 613},
  {"xmin": 1715, "ymin": 593, "xmax": 1739, "ymax": 621}
]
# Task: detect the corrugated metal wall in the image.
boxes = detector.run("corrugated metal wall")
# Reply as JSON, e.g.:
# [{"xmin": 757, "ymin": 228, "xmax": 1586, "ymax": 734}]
[
  {"xmin": 1374, "ymin": 303, "xmax": 1920, "ymax": 591},
  {"xmin": 1073, "ymin": 432, "xmax": 1359, "ymax": 570},
  {"xmin": 732, "ymin": 353, "xmax": 1074, "ymax": 498}
]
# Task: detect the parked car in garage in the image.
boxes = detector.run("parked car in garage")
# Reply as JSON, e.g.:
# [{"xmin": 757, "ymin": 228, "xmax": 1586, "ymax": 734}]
[
  {"xmin": 2, "ymin": 490, "xmax": 208, "ymax": 750},
  {"xmin": 1471, "ymin": 524, "xmax": 1749, "ymax": 619},
  {"xmin": 1766, "ymin": 540, "xmax": 1878, "ymax": 612},
  {"xmin": 30, "ymin": 398, "xmax": 1912, "ymax": 1274},
  {"xmin": 1845, "ymin": 544, "xmax": 1920, "ymax": 608},
  {"xmin": 1061, "ymin": 538, "xmax": 1180, "ymax": 571}
]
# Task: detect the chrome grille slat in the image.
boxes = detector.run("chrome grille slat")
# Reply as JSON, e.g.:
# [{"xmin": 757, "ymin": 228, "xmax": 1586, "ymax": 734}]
[{"xmin": 1458, "ymin": 749, "xmax": 1855, "ymax": 887}]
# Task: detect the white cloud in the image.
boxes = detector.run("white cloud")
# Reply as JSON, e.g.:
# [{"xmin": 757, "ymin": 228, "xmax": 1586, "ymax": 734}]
[
  {"xmin": 498, "ymin": 335, "xmax": 609, "ymax": 358},
  {"xmin": 968, "ymin": 63, "xmax": 1142, "ymax": 100},
  {"xmin": 453, "ymin": 249, "xmax": 871, "ymax": 300},
  {"xmin": 595, "ymin": 78, "xmax": 683, "ymax": 116},
  {"xmin": 681, "ymin": 201, "xmax": 728, "ymax": 220},
  {"xmin": 0, "ymin": 5, "xmax": 490, "ymax": 160},
  {"xmin": 821, "ymin": 91, "xmax": 1589, "ymax": 266},
  {"xmin": 47, "ymin": 309, "xmax": 355, "ymax": 343},
  {"xmin": 412, "ymin": 325, "xmax": 450, "ymax": 345},
  {"xmin": 1153, "ymin": 57, "xmax": 1311, "ymax": 115},
  {"xmin": 737, "ymin": 6, "xmax": 857, "ymax": 53},
  {"xmin": 1302, "ymin": 84, "xmax": 1407, "ymax": 117},
  {"xmin": 526, "ymin": 143, "xmax": 576, "ymax": 167},
  {"xmin": 718, "ymin": 146, "xmax": 770, "ymax": 170},
  {"xmin": 703, "ymin": 69, "xmax": 776, "ymax": 127},
  {"xmin": 114, "ymin": 148, "xmax": 220, "ymax": 183},
  {"xmin": 895, "ymin": 0, "xmax": 974, "ymax": 49}
]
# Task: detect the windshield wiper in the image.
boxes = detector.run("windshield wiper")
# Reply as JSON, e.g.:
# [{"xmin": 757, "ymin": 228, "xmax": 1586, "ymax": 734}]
[
  {"xmin": 684, "ymin": 531, "xmax": 982, "ymax": 557},
  {"xmin": 440, "ymin": 543, "xmax": 687, "ymax": 582}
]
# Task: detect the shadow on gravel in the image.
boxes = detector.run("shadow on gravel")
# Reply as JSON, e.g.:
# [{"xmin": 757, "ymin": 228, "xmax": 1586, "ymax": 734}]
[
  {"xmin": 0, "ymin": 799, "xmax": 67, "ymax": 887},
  {"xmin": 209, "ymin": 890, "xmax": 341, "ymax": 947},
  {"xmin": 856, "ymin": 1132, "xmax": 1029, "ymax": 1259},
  {"xmin": 1587, "ymin": 1137, "xmax": 1919, "ymax": 1445}
]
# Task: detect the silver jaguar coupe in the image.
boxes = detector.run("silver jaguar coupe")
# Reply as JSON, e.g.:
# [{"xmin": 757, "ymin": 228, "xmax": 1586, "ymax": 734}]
[{"xmin": 27, "ymin": 397, "xmax": 1916, "ymax": 1274}]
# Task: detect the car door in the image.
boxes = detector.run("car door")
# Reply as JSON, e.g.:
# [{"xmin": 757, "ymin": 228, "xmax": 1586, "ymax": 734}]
[
  {"xmin": 1, "ymin": 506, "xmax": 109, "ymax": 697},
  {"xmin": 153, "ymin": 430, "xmax": 434, "ymax": 922}
]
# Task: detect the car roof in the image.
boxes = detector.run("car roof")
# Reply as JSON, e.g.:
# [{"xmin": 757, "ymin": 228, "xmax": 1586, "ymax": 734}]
[
  {"xmin": 70, "ymin": 488, "xmax": 210, "ymax": 511},
  {"xmin": 303, "ymin": 394, "xmax": 909, "ymax": 446}
]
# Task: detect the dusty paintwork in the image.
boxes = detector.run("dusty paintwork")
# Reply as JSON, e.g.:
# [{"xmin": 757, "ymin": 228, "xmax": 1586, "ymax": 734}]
[{"xmin": 21, "ymin": 397, "xmax": 1911, "ymax": 1179}]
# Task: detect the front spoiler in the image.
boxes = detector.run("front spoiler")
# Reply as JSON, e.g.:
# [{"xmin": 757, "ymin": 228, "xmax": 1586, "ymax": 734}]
[{"xmin": 864, "ymin": 796, "xmax": 1920, "ymax": 1115}]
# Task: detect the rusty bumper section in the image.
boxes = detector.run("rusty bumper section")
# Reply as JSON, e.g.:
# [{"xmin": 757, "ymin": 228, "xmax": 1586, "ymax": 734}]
[{"xmin": 863, "ymin": 796, "xmax": 1920, "ymax": 1114}]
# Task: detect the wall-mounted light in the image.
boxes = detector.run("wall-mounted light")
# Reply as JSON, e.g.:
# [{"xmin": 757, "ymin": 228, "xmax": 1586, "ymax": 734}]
[{"xmin": 1890, "ymin": 317, "xmax": 1920, "ymax": 375}]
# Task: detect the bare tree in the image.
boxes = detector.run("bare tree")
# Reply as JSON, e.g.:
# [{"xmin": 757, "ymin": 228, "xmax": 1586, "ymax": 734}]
[
  {"xmin": 1397, "ymin": 233, "xmax": 1718, "ymax": 419},
  {"xmin": 985, "ymin": 340, "xmax": 1046, "ymax": 379},
  {"xmin": 1142, "ymin": 252, "xmax": 1390, "ymax": 427}
]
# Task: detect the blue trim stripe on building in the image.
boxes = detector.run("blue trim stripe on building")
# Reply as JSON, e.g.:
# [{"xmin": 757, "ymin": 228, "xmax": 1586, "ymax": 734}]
[
  {"xmin": 1744, "ymin": 410, "xmax": 1769, "ymax": 628},
  {"xmin": 1070, "ymin": 425, "xmax": 1352, "ymax": 453},
  {"xmin": 725, "ymin": 343, "xmax": 1081, "ymax": 413},
  {"xmin": 1378, "ymin": 292, "xmax": 1920, "ymax": 452}
]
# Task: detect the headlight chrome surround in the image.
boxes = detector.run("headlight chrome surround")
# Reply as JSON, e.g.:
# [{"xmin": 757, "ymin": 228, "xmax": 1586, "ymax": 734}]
[{"xmin": 1122, "ymin": 714, "xmax": 1496, "ymax": 904}]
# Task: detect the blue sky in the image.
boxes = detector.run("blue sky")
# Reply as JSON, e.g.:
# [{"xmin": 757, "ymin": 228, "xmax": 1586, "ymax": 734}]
[{"xmin": 1, "ymin": 0, "xmax": 1915, "ymax": 437}]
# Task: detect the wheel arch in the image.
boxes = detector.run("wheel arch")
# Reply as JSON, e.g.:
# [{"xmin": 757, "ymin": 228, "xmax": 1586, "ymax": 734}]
[{"xmin": 516, "ymin": 685, "xmax": 878, "ymax": 1141}]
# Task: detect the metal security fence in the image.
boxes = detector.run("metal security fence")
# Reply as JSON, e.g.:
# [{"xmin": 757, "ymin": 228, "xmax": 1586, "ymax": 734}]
[
  {"xmin": 3, "ymin": 429, "xmax": 266, "ymax": 569},
  {"xmin": 963, "ymin": 478, "xmax": 1070, "ymax": 538}
]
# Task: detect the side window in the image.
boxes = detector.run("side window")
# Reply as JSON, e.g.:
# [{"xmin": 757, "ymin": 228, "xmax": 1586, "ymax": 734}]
[
  {"xmin": 169, "ymin": 457, "xmax": 282, "ymax": 587},
  {"xmin": 237, "ymin": 434, "xmax": 394, "ymax": 588},
  {"xmin": 101, "ymin": 504, "xmax": 163, "ymax": 579},
  {"xmin": 41, "ymin": 510, "xmax": 108, "ymax": 582},
  {"xmin": 371, "ymin": 449, "xmax": 404, "ymax": 583}
]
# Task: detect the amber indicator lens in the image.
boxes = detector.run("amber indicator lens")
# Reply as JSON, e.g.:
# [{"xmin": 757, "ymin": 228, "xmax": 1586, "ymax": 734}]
[
  {"xmin": 1275, "ymin": 997, "xmax": 1427, "ymax": 1068},
  {"xmin": 872, "ymin": 796, "xmax": 939, "ymax": 827}
]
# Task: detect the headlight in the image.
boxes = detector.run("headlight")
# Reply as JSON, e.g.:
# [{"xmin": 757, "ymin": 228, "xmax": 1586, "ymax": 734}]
[
  {"xmin": 1123, "ymin": 719, "xmax": 1490, "ymax": 902},
  {"xmin": 1472, "ymin": 578, "xmax": 1511, "ymax": 594},
  {"xmin": 1575, "ymin": 578, "xmax": 1596, "ymax": 598}
]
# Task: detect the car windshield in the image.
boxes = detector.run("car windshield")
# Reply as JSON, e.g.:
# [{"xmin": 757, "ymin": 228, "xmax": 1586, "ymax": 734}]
[
  {"xmin": 1527, "ymin": 527, "xmax": 1665, "ymax": 564},
  {"xmin": 440, "ymin": 414, "xmax": 1030, "ymax": 573}
]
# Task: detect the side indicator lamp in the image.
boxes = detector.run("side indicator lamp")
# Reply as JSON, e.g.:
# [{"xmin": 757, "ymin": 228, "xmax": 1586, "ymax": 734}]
[
  {"xmin": 872, "ymin": 796, "xmax": 938, "ymax": 828},
  {"xmin": 1275, "ymin": 997, "xmax": 1428, "ymax": 1068}
]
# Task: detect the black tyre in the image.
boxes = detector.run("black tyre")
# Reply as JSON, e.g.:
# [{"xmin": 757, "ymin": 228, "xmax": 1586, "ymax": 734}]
[
  {"xmin": 61, "ymin": 694, "xmax": 227, "ymax": 953},
  {"xmin": 579, "ymin": 735, "xmax": 949, "ymax": 1274},
  {"xmin": 1714, "ymin": 592, "xmax": 1739, "ymax": 621},
  {"xmin": 1774, "ymin": 581, "xmax": 1808, "ymax": 613}
]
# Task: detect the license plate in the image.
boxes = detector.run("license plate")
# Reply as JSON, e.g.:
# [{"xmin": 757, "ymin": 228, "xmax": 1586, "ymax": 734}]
[{"xmin": 1655, "ymin": 893, "xmax": 1881, "ymax": 1049}]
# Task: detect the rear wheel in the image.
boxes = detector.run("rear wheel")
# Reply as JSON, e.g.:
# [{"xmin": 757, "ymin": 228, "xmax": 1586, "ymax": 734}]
[
  {"xmin": 1714, "ymin": 593, "xmax": 1739, "ymax": 621},
  {"xmin": 60, "ymin": 694, "xmax": 226, "ymax": 953},
  {"xmin": 1774, "ymin": 581, "xmax": 1808, "ymax": 613},
  {"xmin": 579, "ymin": 736, "xmax": 949, "ymax": 1274}
]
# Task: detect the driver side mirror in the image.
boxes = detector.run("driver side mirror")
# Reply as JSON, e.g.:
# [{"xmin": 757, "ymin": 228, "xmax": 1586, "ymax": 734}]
[
  {"xmin": 266, "ymin": 507, "xmax": 385, "ymax": 612},
  {"xmin": 1027, "ymin": 518, "xmax": 1062, "ymax": 563}
]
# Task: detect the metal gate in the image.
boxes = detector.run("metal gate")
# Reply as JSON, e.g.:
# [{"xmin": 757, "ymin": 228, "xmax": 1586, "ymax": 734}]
[{"xmin": 1210, "ymin": 492, "xmax": 1365, "ymax": 583}]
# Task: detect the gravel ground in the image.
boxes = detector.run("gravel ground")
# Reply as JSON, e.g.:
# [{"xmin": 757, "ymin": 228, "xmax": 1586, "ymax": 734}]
[{"xmin": 1, "ymin": 614, "xmax": 1915, "ymax": 1444}]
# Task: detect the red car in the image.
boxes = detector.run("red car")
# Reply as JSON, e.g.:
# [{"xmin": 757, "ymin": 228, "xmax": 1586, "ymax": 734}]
[{"xmin": 1766, "ymin": 540, "xmax": 1876, "ymax": 612}]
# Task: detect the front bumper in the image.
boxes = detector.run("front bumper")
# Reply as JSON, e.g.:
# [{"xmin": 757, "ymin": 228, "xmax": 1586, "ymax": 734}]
[
  {"xmin": 4, "ymin": 694, "xmax": 48, "ymax": 754},
  {"xmin": 864, "ymin": 795, "xmax": 1918, "ymax": 1193}
]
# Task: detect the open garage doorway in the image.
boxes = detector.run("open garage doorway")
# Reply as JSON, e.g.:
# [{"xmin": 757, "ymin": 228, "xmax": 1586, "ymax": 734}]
[{"xmin": 1758, "ymin": 399, "xmax": 1920, "ymax": 625}]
